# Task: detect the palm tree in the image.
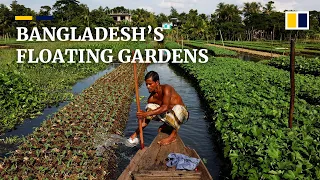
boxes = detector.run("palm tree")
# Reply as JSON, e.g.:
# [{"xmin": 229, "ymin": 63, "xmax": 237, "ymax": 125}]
[
  {"xmin": 263, "ymin": 1, "xmax": 275, "ymax": 15},
  {"xmin": 243, "ymin": 2, "xmax": 262, "ymax": 17}
]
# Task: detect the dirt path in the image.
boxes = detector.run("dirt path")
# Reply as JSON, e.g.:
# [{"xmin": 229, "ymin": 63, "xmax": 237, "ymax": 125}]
[{"xmin": 206, "ymin": 44, "xmax": 282, "ymax": 58}]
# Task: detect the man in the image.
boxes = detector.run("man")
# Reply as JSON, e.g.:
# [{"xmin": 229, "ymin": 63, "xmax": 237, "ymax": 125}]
[{"xmin": 128, "ymin": 71, "xmax": 189, "ymax": 146}]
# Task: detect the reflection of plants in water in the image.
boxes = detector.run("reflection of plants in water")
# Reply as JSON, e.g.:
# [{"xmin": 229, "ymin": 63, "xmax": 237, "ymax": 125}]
[{"xmin": 133, "ymin": 96, "xmax": 147, "ymax": 104}]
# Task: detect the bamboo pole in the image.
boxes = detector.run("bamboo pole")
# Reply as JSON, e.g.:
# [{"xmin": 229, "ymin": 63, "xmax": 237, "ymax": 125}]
[
  {"xmin": 289, "ymin": 39, "xmax": 295, "ymax": 129},
  {"xmin": 133, "ymin": 52, "xmax": 145, "ymax": 149}
]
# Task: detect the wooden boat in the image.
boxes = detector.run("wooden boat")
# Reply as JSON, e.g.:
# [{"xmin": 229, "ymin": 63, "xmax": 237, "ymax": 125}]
[{"xmin": 118, "ymin": 132, "xmax": 213, "ymax": 180}]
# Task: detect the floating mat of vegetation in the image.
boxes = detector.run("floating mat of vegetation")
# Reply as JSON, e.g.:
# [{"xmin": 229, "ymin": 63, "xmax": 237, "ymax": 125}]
[
  {"xmin": 0, "ymin": 63, "xmax": 147, "ymax": 179},
  {"xmin": 177, "ymin": 57, "xmax": 320, "ymax": 179},
  {"xmin": 267, "ymin": 56, "xmax": 320, "ymax": 76},
  {"xmin": 0, "ymin": 41, "xmax": 155, "ymax": 135}
]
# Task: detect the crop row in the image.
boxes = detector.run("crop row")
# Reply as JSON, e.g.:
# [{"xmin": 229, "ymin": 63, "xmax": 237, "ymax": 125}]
[
  {"xmin": 167, "ymin": 41, "xmax": 320, "ymax": 106},
  {"xmin": 185, "ymin": 41, "xmax": 237, "ymax": 56},
  {"xmin": 212, "ymin": 41, "xmax": 320, "ymax": 56},
  {"xmin": 165, "ymin": 41, "xmax": 320, "ymax": 179},
  {"xmin": 0, "ymin": 63, "xmax": 147, "ymax": 179},
  {"xmin": 266, "ymin": 56, "xmax": 320, "ymax": 77},
  {"xmin": 214, "ymin": 41, "xmax": 289, "ymax": 54},
  {"xmin": 177, "ymin": 57, "xmax": 320, "ymax": 179}
]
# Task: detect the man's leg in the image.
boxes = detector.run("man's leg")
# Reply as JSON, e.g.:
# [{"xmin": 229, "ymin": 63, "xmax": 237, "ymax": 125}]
[
  {"xmin": 130, "ymin": 118, "xmax": 150, "ymax": 139},
  {"xmin": 158, "ymin": 123, "xmax": 168, "ymax": 132},
  {"xmin": 157, "ymin": 128, "xmax": 177, "ymax": 145},
  {"xmin": 157, "ymin": 105, "xmax": 188, "ymax": 145}
]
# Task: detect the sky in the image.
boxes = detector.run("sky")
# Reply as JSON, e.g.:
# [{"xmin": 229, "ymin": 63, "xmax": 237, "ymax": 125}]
[{"xmin": 2, "ymin": 0, "xmax": 320, "ymax": 15}]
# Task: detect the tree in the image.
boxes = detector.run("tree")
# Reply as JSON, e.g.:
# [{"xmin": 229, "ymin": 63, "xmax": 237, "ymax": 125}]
[
  {"xmin": 156, "ymin": 13, "xmax": 168, "ymax": 26},
  {"xmin": 52, "ymin": 0, "xmax": 80, "ymax": 25},
  {"xmin": 169, "ymin": 7, "xmax": 179, "ymax": 19},
  {"xmin": 110, "ymin": 6, "xmax": 129, "ymax": 14},
  {"xmin": 39, "ymin": 6, "xmax": 51, "ymax": 16},
  {"xmin": 9, "ymin": 1, "xmax": 36, "ymax": 36},
  {"xmin": 131, "ymin": 8, "xmax": 157, "ymax": 28},
  {"xmin": 214, "ymin": 3, "xmax": 243, "ymax": 40},
  {"xmin": 263, "ymin": 1, "xmax": 275, "ymax": 15},
  {"xmin": 243, "ymin": 2, "xmax": 261, "ymax": 17},
  {"xmin": 90, "ymin": 6, "xmax": 115, "ymax": 28},
  {"xmin": 0, "ymin": 4, "xmax": 10, "ymax": 37}
]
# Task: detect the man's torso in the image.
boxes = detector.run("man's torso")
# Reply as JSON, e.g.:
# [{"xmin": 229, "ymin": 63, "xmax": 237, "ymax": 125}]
[{"xmin": 148, "ymin": 84, "xmax": 184, "ymax": 109}]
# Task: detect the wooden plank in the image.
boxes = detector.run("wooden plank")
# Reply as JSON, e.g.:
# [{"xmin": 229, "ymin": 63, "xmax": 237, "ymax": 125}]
[
  {"xmin": 139, "ymin": 132, "xmax": 188, "ymax": 171},
  {"xmin": 154, "ymin": 133, "xmax": 176, "ymax": 167},
  {"xmin": 120, "ymin": 132, "xmax": 213, "ymax": 180},
  {"xmin": 133, "ymin": 134, "xmax": 162, "ymax": 171},
  {"xmin": 118, "ymin": 147, "xmax": 148, "ymax": 180},
  {"xmin": 133, "ymin": 170, "xmax": 201, "ymax": 180},
  {"xmin": 184, "ymin": 148, "xmax": 213, "ymax": 180}
]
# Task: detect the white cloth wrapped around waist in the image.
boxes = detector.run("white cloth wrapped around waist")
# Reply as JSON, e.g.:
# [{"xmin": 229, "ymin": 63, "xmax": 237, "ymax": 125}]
[{"xmin": 145, "ymin": 103, "xmax": 189, "ymax": 130}]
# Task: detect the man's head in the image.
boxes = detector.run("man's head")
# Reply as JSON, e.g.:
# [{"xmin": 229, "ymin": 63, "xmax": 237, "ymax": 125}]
[{"xmin": 145, "ymin": 71, "xmax": 160, "ymax": 93}]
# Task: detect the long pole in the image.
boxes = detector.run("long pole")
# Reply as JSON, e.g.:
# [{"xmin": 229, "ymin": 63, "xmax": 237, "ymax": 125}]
[
  {"xmin": 289, "ymin": 39, "xmax": 295, "ymax": 129},
  {"xmin": 133, "ymin": 60, "xmax": 145, "ymax": 149}
]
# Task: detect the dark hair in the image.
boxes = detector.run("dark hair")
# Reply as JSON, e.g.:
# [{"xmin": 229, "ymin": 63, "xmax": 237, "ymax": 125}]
[{"xmin": 145, "ymin": 71, "xmax": 159, "ymax": 82}]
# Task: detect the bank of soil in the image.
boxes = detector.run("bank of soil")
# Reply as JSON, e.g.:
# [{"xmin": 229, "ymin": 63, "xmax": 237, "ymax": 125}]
[{"xmin": 206, "ymin": 44, "xmax": 282, "ymax": 58}]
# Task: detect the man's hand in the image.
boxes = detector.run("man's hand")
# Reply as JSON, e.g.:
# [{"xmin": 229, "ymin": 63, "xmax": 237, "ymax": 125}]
[{"xmin": 136, "ymin": 110, "xmax": 148, "ymax": 119}]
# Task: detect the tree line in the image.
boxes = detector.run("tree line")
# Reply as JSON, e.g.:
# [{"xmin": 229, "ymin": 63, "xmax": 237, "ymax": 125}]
[{"xmin": 1, "ymin": 0, "xmax": 320, "ymax": 41}]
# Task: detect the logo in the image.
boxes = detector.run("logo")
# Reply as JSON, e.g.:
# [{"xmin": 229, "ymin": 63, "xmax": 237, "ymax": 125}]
[
  {"xmin": 15, "ymin": 16, "xmax": 53, "ymax": 21},
  {"xmin": 285, "ymin": 11, "xmax": 309, "ymax": 30}
]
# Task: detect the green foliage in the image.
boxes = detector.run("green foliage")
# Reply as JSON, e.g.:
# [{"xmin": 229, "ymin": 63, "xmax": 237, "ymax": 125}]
[
  {"xmin": 0, "ymin": 63, "xmax": 147, "ymax": 179},
  {"xmin": 1, "ymin": 1, "xmax": 320, "ymax": 41},
  {"xmin": 0, "ymin": 70, "xmax": 47, "ymax": 133},
  {"xmin": 268, "ymin": 56, "xmax": 320, "ymax": 76},
  {"xmin": 213, "ymin": 41, "xmax": 290, "ymax": 54},
  {"xmin": 0, "ymin": 41, "xmax": 154, "ymax": 135},
  {"xmin": 175, "ymin": 56, "xmax": 320, "ymax": 179},
  {"xmin": 186, "ymin": 41, "xmax": 237, "ymax": 56}
]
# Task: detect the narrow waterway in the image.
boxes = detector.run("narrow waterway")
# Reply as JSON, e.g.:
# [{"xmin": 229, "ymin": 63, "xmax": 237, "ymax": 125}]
[
  {"xmin": 114, "ymin": 63, "xmax": 221, "ymax": 179},
  {"xmin": 0, "ymin": 64, "xmax": 119, "ymax": 157}
]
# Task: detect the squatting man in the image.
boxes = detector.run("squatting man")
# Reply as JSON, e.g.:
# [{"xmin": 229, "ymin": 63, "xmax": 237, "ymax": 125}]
[{"xmin": 128, "ymin": 71, "xmax": 189, "ymax": 146}]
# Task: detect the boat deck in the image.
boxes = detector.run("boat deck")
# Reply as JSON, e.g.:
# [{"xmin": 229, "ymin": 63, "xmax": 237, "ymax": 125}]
[{"xmin": 118, "ymin": 132, "xmax": 213, "ymax": 180}]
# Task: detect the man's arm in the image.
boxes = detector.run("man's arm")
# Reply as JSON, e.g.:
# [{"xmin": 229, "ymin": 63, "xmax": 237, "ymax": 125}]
[
  {"xmin": 137, "ymin": 86, "xmax": 171, "ymax": 119},
  {"xmin": 148, "ymin": 86, "xmax": 171, "ymax": 116}
]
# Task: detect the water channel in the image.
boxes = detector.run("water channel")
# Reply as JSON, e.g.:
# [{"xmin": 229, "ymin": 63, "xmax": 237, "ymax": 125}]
[
  {"xmin": 113, "ymin": 63, "xmax": 221, "ymax": 179},
  {"xmin": 0, "ymin": 64, "xmax": 120, "ymax": 157}
]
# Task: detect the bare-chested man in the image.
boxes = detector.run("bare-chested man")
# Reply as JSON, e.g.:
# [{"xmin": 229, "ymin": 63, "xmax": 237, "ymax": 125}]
[{"xmin": 128, "ymin": 71, "xmax": 189, "ymax": 146}]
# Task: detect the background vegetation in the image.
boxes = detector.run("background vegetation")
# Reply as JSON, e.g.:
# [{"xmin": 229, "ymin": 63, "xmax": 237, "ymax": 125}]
[{"xmin": 1, "ymin": 0, "xmax": 320, "ymax": 41}]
